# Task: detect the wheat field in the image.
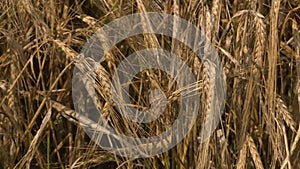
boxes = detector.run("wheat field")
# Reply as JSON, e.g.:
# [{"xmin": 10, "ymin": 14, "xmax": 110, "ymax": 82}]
[{"xmin": 0, "ymin": 0, "xmax": 300, "ymax": 168}]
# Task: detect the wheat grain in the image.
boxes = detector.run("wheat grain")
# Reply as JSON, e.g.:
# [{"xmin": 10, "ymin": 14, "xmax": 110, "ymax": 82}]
[
  {"xmin": 236, "ymin": 138, "xmax": 248, "ymax": 169},
  {"xmin": 253, "ymin": 12, "xmax": 266, "ymax": 79},
  {"xmin": 247, "ymin": 135, "xmax": 264, "ymax": 169},
  {"xmin": 212, "ymin": 0, "xmax": 221, "ymax": 41},
  {"xmin": 275, "ymin": 96, "xmax": 296, "ymax": 132}
]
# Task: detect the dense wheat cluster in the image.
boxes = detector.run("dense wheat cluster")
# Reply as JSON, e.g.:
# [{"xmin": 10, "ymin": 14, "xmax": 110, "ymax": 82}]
[{"xmin": 0, "ymin": 0, "xmax": 300, "ymax": 168}]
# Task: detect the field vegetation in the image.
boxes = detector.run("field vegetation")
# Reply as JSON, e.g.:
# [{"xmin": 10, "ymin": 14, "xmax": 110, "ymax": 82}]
[{"xmin": 0, "ymin": 0, "xmax": 300, "ymax": 168}]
